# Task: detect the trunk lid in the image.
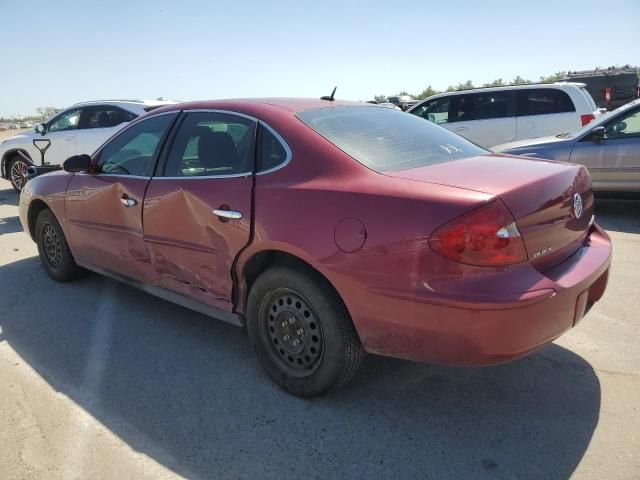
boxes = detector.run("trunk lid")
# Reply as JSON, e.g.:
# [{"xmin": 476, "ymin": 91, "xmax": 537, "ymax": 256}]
[{"xmin": 386, "ymin": 154, "xmax": 594, "ymax": 269}]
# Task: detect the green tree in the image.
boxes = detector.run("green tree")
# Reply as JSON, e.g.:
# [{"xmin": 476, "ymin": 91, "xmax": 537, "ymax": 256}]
[
  {"xmin": 512, "ymin": 75, "xmax": 531, "ymax": 85},
  {"xmin": 415, "ymin": 85, "xmax": 437, "ymax": 100},
  {"xmin": 456, "ymin": 80, "xmax": 474, "ymax": 91},
  {"xmin": 483, "ymin": 78, "xmax": 506, "ymax": 87},
  {"xmin": 539, "ymin": 71, "xmax": 567, "ymax": 83},
  {"xmin": 373, "ymin": 94, "xmax": 387, "ymax": 103}
]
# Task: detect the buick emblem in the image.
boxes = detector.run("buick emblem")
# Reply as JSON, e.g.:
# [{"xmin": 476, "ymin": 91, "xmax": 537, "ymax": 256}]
[{"xmin": 573, "ymin": 193, "xmax": 583, "ymax": 219}]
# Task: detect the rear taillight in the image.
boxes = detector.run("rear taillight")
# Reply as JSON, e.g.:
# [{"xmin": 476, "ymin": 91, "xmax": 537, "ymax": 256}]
[
  {"xmin": 581, "ymin": 114, "xmax": 596, "ymax": 126},
  {"xmin": 429, "ymin": 200, "xmax": 528, "ymax": 266}
]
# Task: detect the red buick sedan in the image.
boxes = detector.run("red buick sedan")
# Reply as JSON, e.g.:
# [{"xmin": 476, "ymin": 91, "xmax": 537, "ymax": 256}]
[{"xmin": 19, "ymin": 98, "xmax": 611, "ymax": 397}]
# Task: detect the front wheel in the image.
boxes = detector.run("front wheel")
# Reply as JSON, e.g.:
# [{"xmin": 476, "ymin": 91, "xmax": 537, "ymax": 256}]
[
  {"xmin": 8, "ymin": 156, "xmax": 30, "ymax": 192},
  {"xmin": 35, "ymin": 209, "xmax": 85, "ymax": 282},
  {"xmin": 247, "ymin": 266, "xmax": 364, "ymax": 397}
]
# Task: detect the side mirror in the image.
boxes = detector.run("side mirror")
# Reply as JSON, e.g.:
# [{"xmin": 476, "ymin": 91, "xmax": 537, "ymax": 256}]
[
  {"xmin": 35, "ymin": 123, "xmax": 46, "ymax": 135},
  {"xmin": 589, "ymin": 126, "xmax": 605, "ymax": 142},
  {"xmin": 63, "ymin": 154, "xmax": 91, "ymax": 173}
]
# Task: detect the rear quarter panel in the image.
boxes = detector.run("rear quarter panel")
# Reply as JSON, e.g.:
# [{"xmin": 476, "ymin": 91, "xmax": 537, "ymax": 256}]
[{"xmin": 233, "ymin": 120, "xmax": 494, "ymax": 340}]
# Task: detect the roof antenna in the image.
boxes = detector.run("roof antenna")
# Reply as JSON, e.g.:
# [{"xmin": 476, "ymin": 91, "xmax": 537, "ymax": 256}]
[{"xmin": 321, "ymin": 87, "xmax": 337, "ymax": 101}]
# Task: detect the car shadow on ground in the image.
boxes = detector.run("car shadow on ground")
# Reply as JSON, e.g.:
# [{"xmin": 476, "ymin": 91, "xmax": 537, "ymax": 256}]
[
  {"xmin": 0, "ymin": 187, "xmax": 19, "ymax": 207},
  {"xmin": 594, "ymin": 197, "xmax": 640, "ymax": 234},
  {"xmin": 0, "ymin": 256, "xmax": 601, "ymax": 480},
  {"xmin": 0, "ymin": 216, "xmax": 22, "ymax": 235}
]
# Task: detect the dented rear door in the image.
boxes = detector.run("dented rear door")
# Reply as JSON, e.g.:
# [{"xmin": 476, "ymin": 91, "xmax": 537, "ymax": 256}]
[{"xmin": 142, "ymin": 111, "xmax": 256, "ymax": 312}]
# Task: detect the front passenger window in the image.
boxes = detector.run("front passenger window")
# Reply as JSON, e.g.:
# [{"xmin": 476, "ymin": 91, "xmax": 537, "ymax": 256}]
[
  {"xmin": 410, "ymin": 98, "xmax": 450, "ymax": 124},
  {"xmin": 48, "ymin": 109, "xmax": 82, "ymax": 132},
  {"xmin": 98, "ymin": 113, "xmax": 176, "ymax": 176},
  {"xmin": 604, "ymin": 110, "xmax": 640, "ymax": 139}
]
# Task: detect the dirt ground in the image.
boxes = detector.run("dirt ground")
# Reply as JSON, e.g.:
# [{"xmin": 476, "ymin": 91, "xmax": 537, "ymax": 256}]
[{"xmin": 0, "ymin": 178, "xmax": 638, "ymax": 480}]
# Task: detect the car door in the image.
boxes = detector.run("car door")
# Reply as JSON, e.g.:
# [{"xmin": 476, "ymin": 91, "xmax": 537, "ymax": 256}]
[
  {"xmin": 449, "ymin": 91, "xmax": 516, "ymax": 147},
  {"xmin": 142, "ymin": 110, "xmax": 256, "ymax": 312},
  {"xmin": 35, "ymin": 108, "xmax": 84, "ymax": 165},
  {"xmin": 570, "ymin": 106, "xmax": 640, "ymax": 191},
  {"xmin": 77, "ymin": 105, "xmax": 138, "ymax": 156},
  {"xmin": 65, "ymin": 112, "xmax": 178, "ymax": 279},
  {"xmin": 516, "ymin": 88, "xmax": 577, "ymax": 140}
]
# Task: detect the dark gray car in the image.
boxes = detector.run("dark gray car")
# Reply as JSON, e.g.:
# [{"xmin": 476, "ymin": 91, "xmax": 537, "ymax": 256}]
[{"xmin": 493, "ymin": 99, "xmax": 640, "ymax": 192}]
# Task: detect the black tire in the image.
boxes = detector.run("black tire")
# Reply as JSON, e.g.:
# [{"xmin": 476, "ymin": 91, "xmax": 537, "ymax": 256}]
[
  {"xmin": 35, "ymin": 209, "xmax": 85, "ymax": 282},
  {"xmin": 247, "ymin": 266, "xmax": 364, "ymax": 397},
  {"xmin": 8, "ymin": 156, "xmax": 30, "ymax": 192}
]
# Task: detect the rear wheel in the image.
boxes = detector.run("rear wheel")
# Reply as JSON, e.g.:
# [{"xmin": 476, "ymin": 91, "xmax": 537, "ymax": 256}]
[
  {"xmin": 247, "ymin": 266, "xmax": 364, "ymax": 397},
  {"xmin": 35, "ymin": 209, "xmax": 85, "ymax": 282},
  {"xmin": 8, "ymin": 156, "xmax": 30, "ymax": 192}
]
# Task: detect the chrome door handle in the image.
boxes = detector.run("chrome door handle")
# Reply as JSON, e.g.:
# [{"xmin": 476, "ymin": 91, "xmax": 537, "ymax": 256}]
[
  {"xmin": 213, "ymin": 209, "xmax": 242, "ymax": 220},
  {"xmin": 120, "ymin": 197, "xmax": 137, "ymax": 207},
  {"xmin": 454, "ymin": 126, "xmax": 469, "ymax": 131}
]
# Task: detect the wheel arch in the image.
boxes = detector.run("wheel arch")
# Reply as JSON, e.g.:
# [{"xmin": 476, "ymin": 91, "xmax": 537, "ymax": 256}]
[
  {"xmin": 1, "ymin": 149, "xmax": 34, "ymax": 179},
  {"xmin": 27, "ymin": 199, "xmax": 50, "ymax": 241},
  {"xmin": 239, "ymin": 249, "xmax": 350, "ymax": 321}
]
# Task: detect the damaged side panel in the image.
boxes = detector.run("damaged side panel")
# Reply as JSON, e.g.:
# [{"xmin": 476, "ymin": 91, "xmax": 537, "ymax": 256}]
[{"xmin": 142, "ymin": 176, "xmax": 253, "ymax": 312}]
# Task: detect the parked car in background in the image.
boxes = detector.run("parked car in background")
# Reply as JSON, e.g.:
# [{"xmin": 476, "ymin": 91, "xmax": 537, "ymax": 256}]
[
  {"xmin": 408, "ymin": 83, "xmax": 600, "ymax": 148},
  {"xmin": 0, "ymin": 124, "xmax": 8, "ymax": 132},
  {"xmin": 388, "ymin": 95, "xmax": 418, "ymax": 111},
  {"xmin": 0, "ymin": 99, "xmax": 174, "ymax": 191},
  {"xmin": 19, "ymin": 98, "xmax": 611, "ymax": 396},
  {"xmin": 494, "ymin": 99, "xmax": 640, "ymax": 192},
  {"xmin": 377, "ymin": 102, "xmax": 402, "ymax": 110}
]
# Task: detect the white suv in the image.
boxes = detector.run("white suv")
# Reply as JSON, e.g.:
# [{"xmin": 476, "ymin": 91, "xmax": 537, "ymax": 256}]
[
  {"xmin": 407, "ymin": 83, "xmax": 600, "ymax": 148},
  {"xmin": 0, "ymin": 99, "xmax": 174, "ymax": 191}
]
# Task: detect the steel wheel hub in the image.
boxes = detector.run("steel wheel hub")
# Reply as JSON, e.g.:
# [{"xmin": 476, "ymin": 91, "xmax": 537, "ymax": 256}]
[
  {"xmin": 43, "ymin": 224, "xmax": 62, "ymax": 268},
  {"xmin": 263, "ymin": 290, "xmax": 323, "ymax": 373}
]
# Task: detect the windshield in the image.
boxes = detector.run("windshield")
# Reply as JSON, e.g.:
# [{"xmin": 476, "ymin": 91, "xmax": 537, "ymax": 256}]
[{"xmin": 297, "ymin": 106, "xmax": 486, "ymax": 173}]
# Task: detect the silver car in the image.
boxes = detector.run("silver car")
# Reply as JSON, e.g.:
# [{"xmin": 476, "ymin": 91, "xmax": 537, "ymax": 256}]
[{"xmin": 494, "ymin": 99, "xmax": 640, "ymax": 192}]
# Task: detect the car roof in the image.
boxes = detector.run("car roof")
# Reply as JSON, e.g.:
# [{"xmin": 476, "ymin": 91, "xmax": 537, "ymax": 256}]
[
  {"xmin": 70, "ymin": 99, "xmax": 177, "ymax": 108},
  {"xmin": 412, "ymin": 82, "xmax": 587, "ymax": 102},
  {"xmin": 149, "ymin": 98, "xmax": 369, "ymax": 115}
]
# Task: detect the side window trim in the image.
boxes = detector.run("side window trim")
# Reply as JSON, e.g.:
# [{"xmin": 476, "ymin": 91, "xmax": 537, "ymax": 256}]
[
  {"xmin": 256, "ymin": 120, "xmax": 292, "ymax": 175},
  {"xmin": 95, "ymin": 111, "xmax": 179, "ymax": 178}
]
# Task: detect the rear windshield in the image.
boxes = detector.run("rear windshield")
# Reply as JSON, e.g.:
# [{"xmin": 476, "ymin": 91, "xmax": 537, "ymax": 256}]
[{"xmin": 297, "ymin": 106, "xmax": 486, "ymax": 172}]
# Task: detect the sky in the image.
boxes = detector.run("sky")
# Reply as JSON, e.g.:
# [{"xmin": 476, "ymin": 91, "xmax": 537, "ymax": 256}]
[{"xmin": 0, "ymin": 0, "xmax": 638, "ymax": 117}]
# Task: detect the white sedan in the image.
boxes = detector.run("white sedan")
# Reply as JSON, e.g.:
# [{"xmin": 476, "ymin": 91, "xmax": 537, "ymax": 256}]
[{"xmin": 0, "ymin": 99, "xmax": 174, "ymax": 191}]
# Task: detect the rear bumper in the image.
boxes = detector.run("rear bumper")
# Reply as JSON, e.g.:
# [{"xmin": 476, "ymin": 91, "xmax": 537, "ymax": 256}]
[{"xmin": 353, "ymin": 224, "xmax": 611, "ymax": 365}]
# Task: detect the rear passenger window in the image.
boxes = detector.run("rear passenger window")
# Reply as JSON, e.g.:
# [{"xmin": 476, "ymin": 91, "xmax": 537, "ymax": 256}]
[
  {"xmin": 258, "ymin": 126, "xmax": 289, "ymax": 172},
  {"xmin": 517, "ymin": 89, "xmax": 575, "ymax": 116},
  {"xmin": 83, "ymin": 107, "xmax": 137, "ymax": 129},
  {"xmin": 163, "ymin": 112, "xmax": 256, "ymax": 177},
  {"xmin": 451, "ymin": 92, "xmax": 512, "ymax": 122}
]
